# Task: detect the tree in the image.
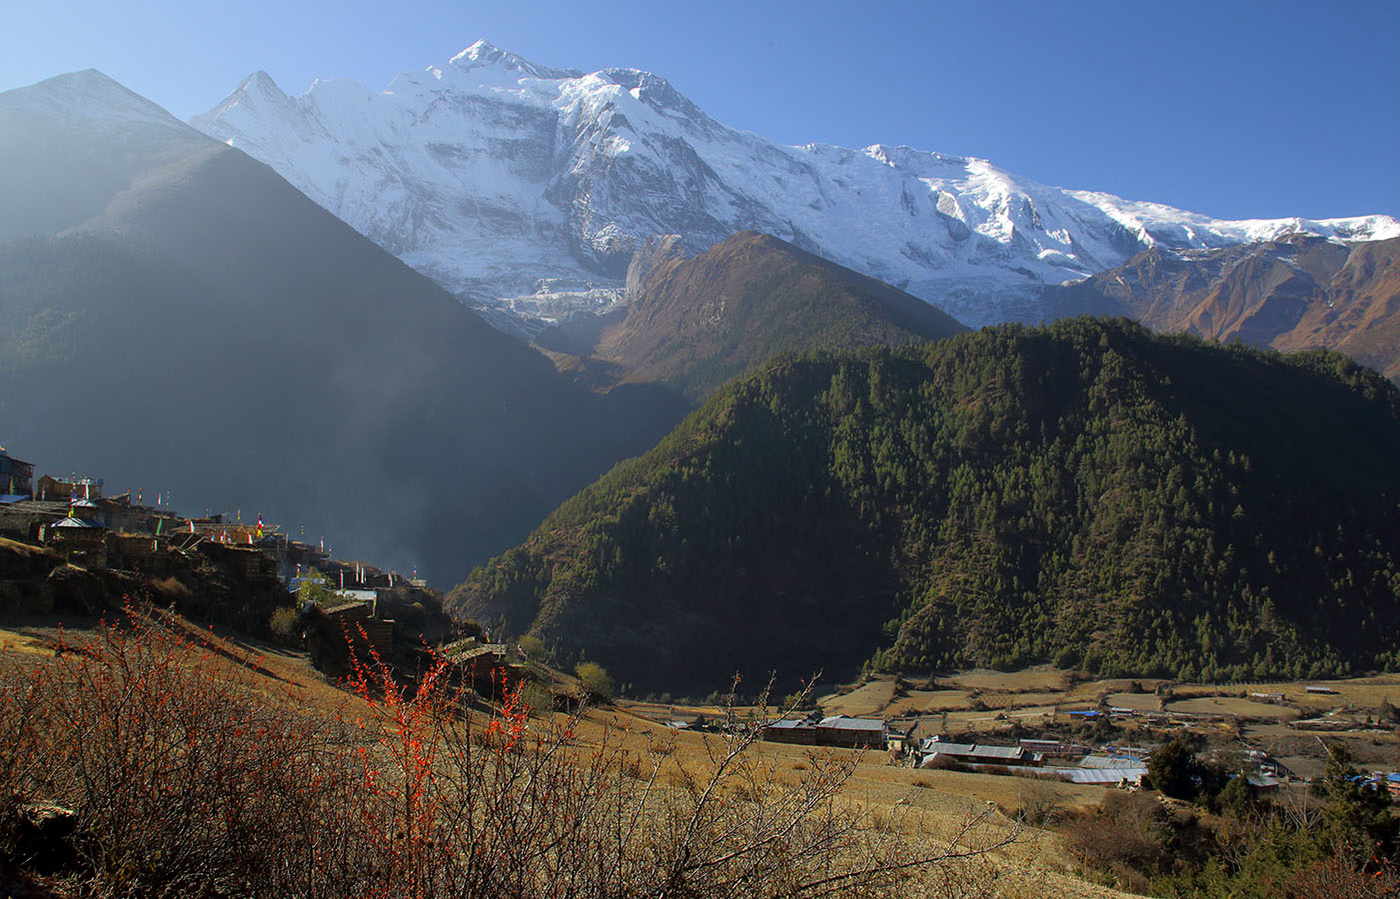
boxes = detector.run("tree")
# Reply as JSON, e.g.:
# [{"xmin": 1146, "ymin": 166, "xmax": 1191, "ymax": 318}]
[
  {"xmin": 517, "ymin": 634, "xmax": 548, "ymax": 661},
  {"xmin": 296, "ymin": 569, "xmax": 336, "ymax": 606},
  {"xmin": 1316, "ymin": 744, "xmax": 1397, "ymax": 850},
  {"xmin": 575, "ymin": 661, "xmax": 615, "ymax": 701},
  {"xmin": 1147, "ymin": 735, "xmax": 1203, "ymax": 800}
]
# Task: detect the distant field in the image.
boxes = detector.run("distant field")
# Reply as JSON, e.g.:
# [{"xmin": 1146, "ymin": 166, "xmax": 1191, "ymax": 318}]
[
  {"xmin": 0, "ymin": 626, "xmax": 50, "ymax": 655},
  {"xmin": 1166, "ymin": 697, "xmax": 1297, "ymax": 719},
  {"xmin": 1104, "ymin": 692, "xmax": 1161, "ymax": 712},
  {"xmin": 885, "ymin": 689, "xmax": 973, "ymax": 715},
  {"xmin": 944, "ymin": 668, "xmax": 1069, "ymax": 693},
  {"xmin": 823, "ymin": 678, "xmax": 897, "ymax": 715}
]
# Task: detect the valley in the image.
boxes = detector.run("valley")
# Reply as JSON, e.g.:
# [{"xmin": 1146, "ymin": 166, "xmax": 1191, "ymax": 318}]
[{"xmin": 2, "ymin": 19, "xmax": 1399, "ymax": 898}]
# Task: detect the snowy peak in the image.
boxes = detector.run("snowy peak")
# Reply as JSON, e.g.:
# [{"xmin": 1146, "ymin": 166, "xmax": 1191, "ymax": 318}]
[
  {"xmin": 191, "ymin": 70, "xmax": 291, "ymax": 134},
  {"xmin": 448, "ymin": 39, "xmax": 581, "ymax": 80},
  {"xmin": 599, "ymin": 68, "xmax": 707, "ymax": 121},
  {"xmin": 1, "ymin": 68, "xmax": 192, "ymax": 134},
  {"xmin": 190, "ymin": 43, "xmax": 1400, "ymax": 329}
]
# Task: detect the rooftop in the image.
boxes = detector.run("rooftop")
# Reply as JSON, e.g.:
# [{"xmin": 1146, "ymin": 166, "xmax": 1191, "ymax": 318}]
[{"xmin": 818, "ymin": 716, "xmax": 886, "ymax": 731}]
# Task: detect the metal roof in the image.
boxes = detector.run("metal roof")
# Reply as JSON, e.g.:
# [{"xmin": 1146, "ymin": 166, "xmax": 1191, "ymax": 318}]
[
  {"xmin": 1044, "ymin": 766, "xmax": 1148, "ymax": 785},
  {"xmin": 51, "ymin": 517, "xmax": 103, "ymax": 529},
  {"xmin": 818, "ymin": 716, "xmax": 885, "ymax": 731},
  {"xmin": 918, "ymin": 740, "xmax": 1032, "ymax": 761},
  {"xmin": 1080, "ymin": 755, "xmax": 1147, "ymax": 769},
  {"xmin": 970, "ymin": 745, "xmax": 1029, "ymax": 760}
]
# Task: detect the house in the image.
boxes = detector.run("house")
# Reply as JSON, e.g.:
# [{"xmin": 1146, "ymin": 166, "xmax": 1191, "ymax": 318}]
[
  {"xmin": 762, "ymin": 718, "xmax": 819, "ymax": 745},
  {"xmin": 886, "ymin": 724, "xmax": 918, "ymax": 754},
  {"xmin": 1040, "ymin": 765, "xmax": 1148, "ymax": 786},
  {"xmin": 303, "ymin": 600, "xmax": 396, "ymax": 672},
  {"xmin": 440, "ymin": 638, "xmax": 519, "ymax": 692},
  {"xmin": 1018, "ymin": 738, "xmax": 1091, "ymax": 758},
  {"xmin": 35, "ymin": 476, "xmax": 102, "ymax": 502},
  {"xmin": 815, "ymin": 716, "xmax": 888, "ymax": 750},
  {"xmin": 42, "ymin": 501, "xmax": 109, "ymax": 563},
  {"xmin": 761, "ymin": 714, "xmax": 887, "ymax": 749},
  {"xmin": 0, "ymin": 448, "xmax": 34, "ymax": 498},
  {"xmin": 916, "ymin": 737, "xmax": 1043, "ymax": 768}
]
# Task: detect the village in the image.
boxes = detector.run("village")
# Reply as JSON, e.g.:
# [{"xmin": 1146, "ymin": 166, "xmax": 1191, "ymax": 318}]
[
  {"xmin": 0, "ymin": 444, "xmax": 625, "ymax": 709},
  {"xmin": 636, "ymin": 656, "xmax": 1400, "ymax": 803},
  {"xmin": 7, "ymin": 442, "xmax": 1400, "ymax": 809}
]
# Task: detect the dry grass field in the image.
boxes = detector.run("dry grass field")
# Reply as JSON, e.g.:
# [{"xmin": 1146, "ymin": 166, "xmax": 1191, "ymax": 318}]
[
  {"xmin": 1165, "ymin": 696, "xmax": 1297, "ymax": 718},
  {"xmin": 17, "ymin": 611, "xmax": 1400, "ymax": 898},
  {"xmin": 942, "ymin": 667, "xmax": 1069, "ymax": 692},
  {"xmin": 1104, "ymin": 692, "xmax": 1162, "ymax": 711},
  {"xmin": 0, "ymin": 613, "xmax": 1143, "ymax": 899}
]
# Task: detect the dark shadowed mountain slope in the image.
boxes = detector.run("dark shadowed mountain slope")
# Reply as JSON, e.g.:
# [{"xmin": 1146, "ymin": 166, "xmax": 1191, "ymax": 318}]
[
  {"xmin": 1048, "ymin": 235, "xmax": 1400, "ymax": 382},
  {"xmin": 450, "ymin": 318, "xmax": 1400, "ymax": 693},
  {"xmin": 535, "ymin": 231, "xmax": 968, "ymax": 399},
  {"xmin": 0, "ymin": 71, "xmax": 684, "ymax": 586}
]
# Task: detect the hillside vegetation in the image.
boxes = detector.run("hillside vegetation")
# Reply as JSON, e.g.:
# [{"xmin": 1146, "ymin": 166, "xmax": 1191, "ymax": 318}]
[{"xmin": 451, "ymin": 318, "xmax": 1400, "ymax": 692}]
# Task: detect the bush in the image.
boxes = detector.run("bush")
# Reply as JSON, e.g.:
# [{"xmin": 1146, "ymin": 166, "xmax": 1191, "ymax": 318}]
[
  {"xmin": 0, "ymin": 607, "xmax": 1024, "ymax": 898},
  {"xmin": 575, "ymin": 660, "xmax": 615, "ymax": 701},
  {"xmin": 267, "ymin": 605, "xmax": 300, "ymax": 638},
  {"xmin": 1061, "ymin": 792, "xmax": 1171, "ymax": 892},
  {"xmin": 517, "ymin": 633, "xmax": 548, "ymax": 661}
]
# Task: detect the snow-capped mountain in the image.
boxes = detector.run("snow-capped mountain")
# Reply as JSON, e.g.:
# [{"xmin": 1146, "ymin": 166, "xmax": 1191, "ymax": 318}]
[{"xmin": 192, "ymin": 40, "xmax": 1400, "ymax": 329}]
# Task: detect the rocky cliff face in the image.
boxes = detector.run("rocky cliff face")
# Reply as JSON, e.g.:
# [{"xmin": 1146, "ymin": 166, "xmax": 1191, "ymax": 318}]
[
  {"xmin": 192, "ymin": 41, "xmax": 1399, "ymax": 331},
  {"xmin": 1049, "ymin": 235, "xmax": 1400, "ymax": 382},
  {"xmin": 534, "ymin": 231, "xmax": 966, "ymax": 398}
]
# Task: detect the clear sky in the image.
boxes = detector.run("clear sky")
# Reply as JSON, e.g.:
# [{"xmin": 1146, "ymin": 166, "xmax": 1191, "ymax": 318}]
[{"xmin": 3, "ymin": 0, "xmax": 1396, "ymax": 221}]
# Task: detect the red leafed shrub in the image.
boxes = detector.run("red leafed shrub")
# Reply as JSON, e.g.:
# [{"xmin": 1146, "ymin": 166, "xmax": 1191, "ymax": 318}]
[{"xmin": 0, "ymin": 609, "xmax": 1020, "ymax": 898}]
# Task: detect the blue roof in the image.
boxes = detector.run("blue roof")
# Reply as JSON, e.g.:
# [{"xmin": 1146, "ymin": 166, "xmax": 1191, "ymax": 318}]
[{"xmin": 0, "ymin": 494, "xmax": 29, "ymax": 505}]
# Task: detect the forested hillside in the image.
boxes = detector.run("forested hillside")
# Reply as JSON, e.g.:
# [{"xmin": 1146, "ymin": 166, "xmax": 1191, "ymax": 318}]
[{"xmin": 451, "ymin": 318, "xmax": 1400, "ymax": 692}]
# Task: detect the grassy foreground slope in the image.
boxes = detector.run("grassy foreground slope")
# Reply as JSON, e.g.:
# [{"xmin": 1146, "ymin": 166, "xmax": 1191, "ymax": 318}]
[{"xmin": 450, "ymin": 318, "xmax": 1400, "ymax": 692}]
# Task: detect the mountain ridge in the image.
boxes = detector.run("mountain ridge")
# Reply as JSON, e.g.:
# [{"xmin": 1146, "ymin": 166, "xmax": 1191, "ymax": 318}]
[
  {"xmin": 189, "ymin": 43, "xmax": 1400, "ymax": 330},
  {"xmin": 0, "ymin": 70, "xmax": 685, "ymax": 586},
  {"xmin": 535, "ymin": 231, "xmax": 967, "ymax": 398},
  {"xmin": 1049, "ymin": 235, "xmax": 1400, "ymax": 382}
]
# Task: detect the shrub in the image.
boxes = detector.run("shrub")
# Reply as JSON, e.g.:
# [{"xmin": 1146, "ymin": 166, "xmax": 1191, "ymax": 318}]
[
  {"xmin": 267, "ymin": 605, "xmax": 300, "ymax": 638},
  {"xmin": 0, "ymin": 606, "xmax": 1024, "ymax": 898},
  {"xmin": 575, "ymin": 660, "xmax": 615, "ymax": 701},
  {"xmin": 1061, "ymin": 791, "xmax": 1171, "ymax": 892},
  {"xmin": 516, "ymin": 633, "xmax": 548, "ymax": 661}
]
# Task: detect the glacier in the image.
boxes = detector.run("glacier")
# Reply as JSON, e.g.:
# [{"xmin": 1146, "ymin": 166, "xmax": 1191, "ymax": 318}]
[{"xmin": 192, "ymin": 40, "xmax": 1400, "ymax": 330}]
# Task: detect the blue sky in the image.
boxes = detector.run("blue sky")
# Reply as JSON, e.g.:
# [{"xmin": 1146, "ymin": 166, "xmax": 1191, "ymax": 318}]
[{"xmin": 4, "ymin": 0, "xmax": 1396, "ymax": 221}]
